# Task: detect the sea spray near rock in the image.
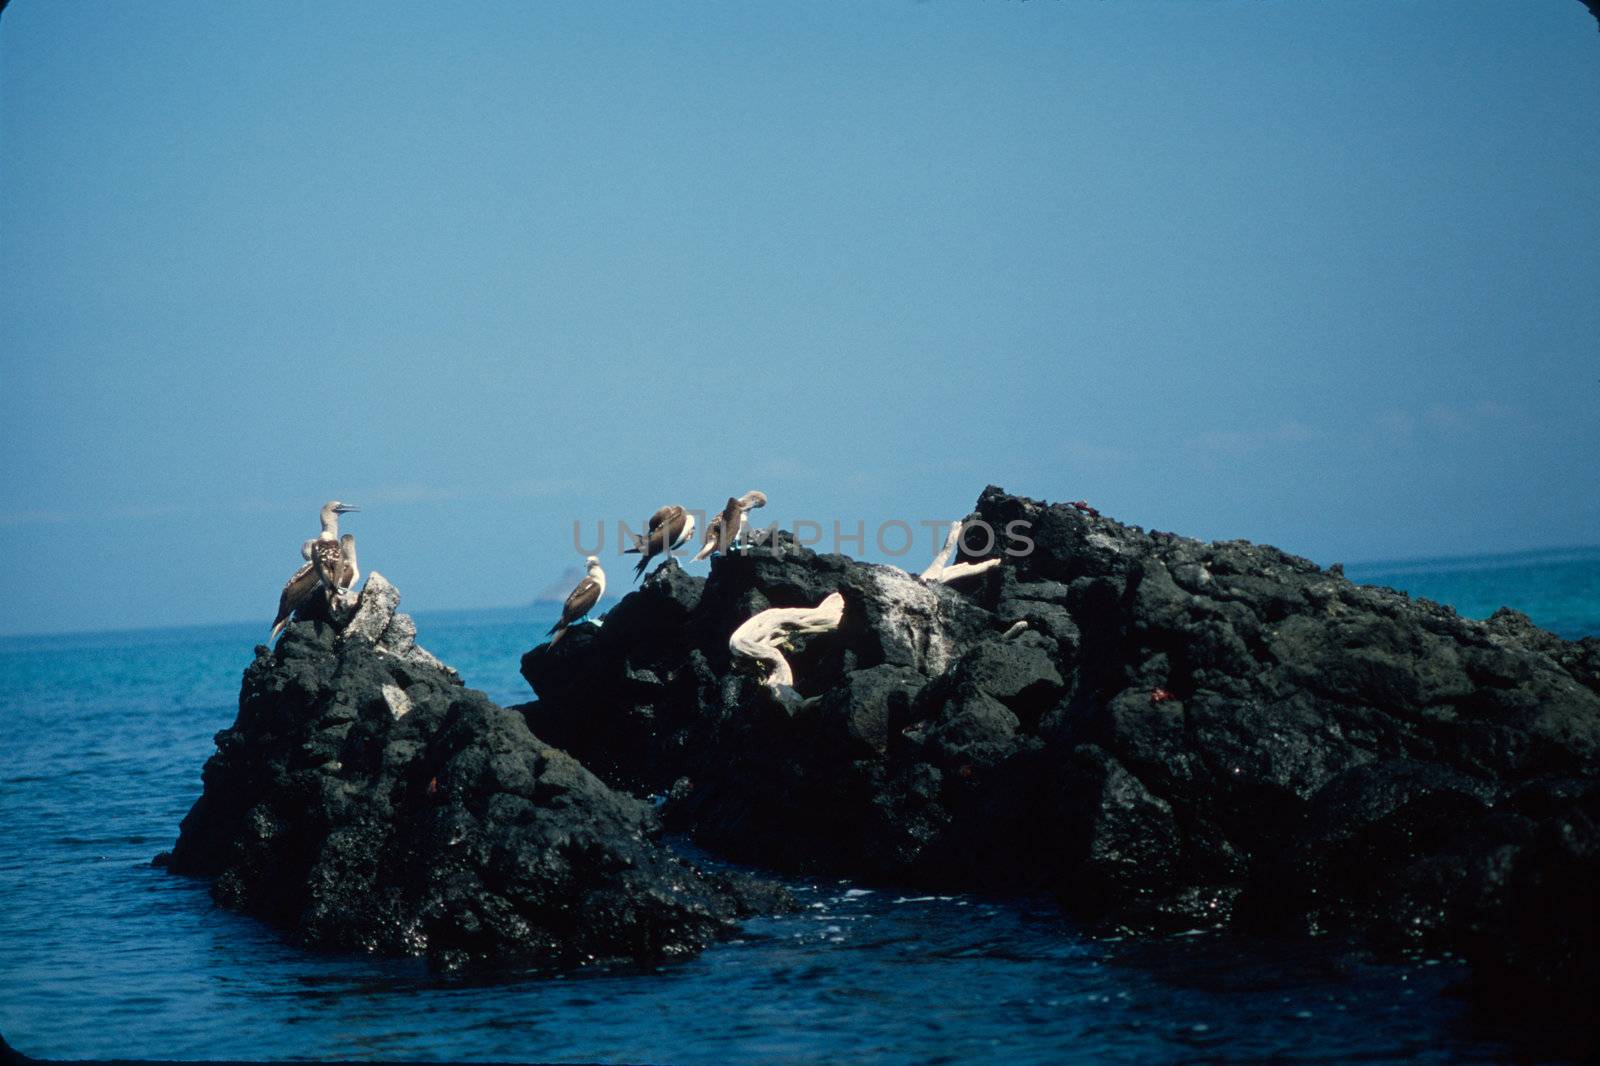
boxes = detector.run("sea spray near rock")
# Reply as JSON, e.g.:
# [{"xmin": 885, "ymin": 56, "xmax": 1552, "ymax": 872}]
[
  {"xmin": 518, "ymin": 486, "xmax": 1599, "ymax": 1045},
  {"xmin": 165, "ymin": 572, "xmax": 787, "ymax": 970}
]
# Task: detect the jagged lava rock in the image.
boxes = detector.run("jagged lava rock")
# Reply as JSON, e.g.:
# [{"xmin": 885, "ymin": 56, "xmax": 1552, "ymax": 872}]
[
  {"xmin": 519, "ymin": 489, "xmax": 1599, "ymax": 1048},
  {"xmin": 167, "ymin": 573, "xmax": 784, "ymax": 971}
]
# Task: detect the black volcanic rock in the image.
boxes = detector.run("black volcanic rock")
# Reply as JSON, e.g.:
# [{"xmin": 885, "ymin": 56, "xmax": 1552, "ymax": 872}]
[
  {"xmin": 517, "ymin": 487, "xmax": 1600, "ymax": 1047},
  {"xmin": 167, "ymin": 573, "xmax": 785, "ymax": 971}
]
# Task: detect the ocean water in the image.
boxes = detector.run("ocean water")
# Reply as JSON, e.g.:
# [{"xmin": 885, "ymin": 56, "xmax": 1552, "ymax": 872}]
[
  {"xmin": 1345, "ymin": 546, "xmax": 1600, "ymax": 642},
  {"xmin": 1, "ymin": 552, "xmax": 1595, "ymax": 1063}
]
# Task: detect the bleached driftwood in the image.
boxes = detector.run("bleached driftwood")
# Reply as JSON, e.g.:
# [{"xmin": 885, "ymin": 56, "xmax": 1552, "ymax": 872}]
[
  {"xmin": 729, "ymin": 592, "xmax": 845, "ymax": 692},
  {"xmin": 919, "ymin": 520, "xmax": 1001, "ymax": 584}
]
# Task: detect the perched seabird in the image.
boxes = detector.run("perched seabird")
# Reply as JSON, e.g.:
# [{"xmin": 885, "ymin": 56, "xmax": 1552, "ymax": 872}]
[
  {"xmin": 273, "ymin": 501, "xmax": 359, "ymax": 640},
  {"xmin": 714, "ymin": 490, "xmax": 768, "ymax": 556},
  {"xmin": 548, "ymin": 556, "xmax": 606, "ymax": 641},
  {"xmin": 690, "ymin": 490, "xmax": 768, "ymax": 561},
  {"xmin": 625, "ymin": 504, "xmax": 696, "ymax": 581},
  {"xmin": 300, "ymin": 500, "xmax": 359, "ymax": 560}
]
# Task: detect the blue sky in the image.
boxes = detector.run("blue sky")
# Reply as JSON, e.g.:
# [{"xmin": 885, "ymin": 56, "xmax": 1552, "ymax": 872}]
[{"xmin": 2, "ymin": 1, "xmax": 1597, "ymax": 635}]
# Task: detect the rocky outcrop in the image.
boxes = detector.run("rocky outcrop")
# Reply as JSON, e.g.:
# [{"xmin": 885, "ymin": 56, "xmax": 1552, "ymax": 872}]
[
  {"xmin": 165, "ymin": 574, "xmax": 786, "ymax": 971},
  {"xmin": 518, "ymin": 487, "xmax": 1599, "ymax": 1048}
]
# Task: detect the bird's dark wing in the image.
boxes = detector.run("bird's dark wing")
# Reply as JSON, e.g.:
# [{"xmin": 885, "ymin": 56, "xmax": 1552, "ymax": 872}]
[
  {"xmin": 715, "ymin": 497, "xmax": 741, "ymax": 553},
  {"xmin": 627, "ymin": 505, "xmax": 679, "ymax": 553},
  {"xmin": 553, "ymin": 576, "xmax": 601, "ymax": 631},
  {"xmin": 644, "ymin": 522, "xmax": 673, "ymax": 556},
  {"xmin": 633, "ymin": 511, "xmax": 689, "ymax": 579},
  {"xmin": 666, "ymin": 509, "xmax": 692, "ymax": 548},
  {"xmin": 272, "ymin": 561, "xmax": 319, "ymax": 637}
]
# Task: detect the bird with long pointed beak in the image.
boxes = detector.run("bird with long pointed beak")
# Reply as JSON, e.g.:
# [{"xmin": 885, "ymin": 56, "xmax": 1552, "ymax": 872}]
[
  {"xmin": 548, "ymin": 556, "xmax": 607, "ymax": 643},
  {"xmin": 300, "ymin": 501, "xmax": 359, "ymax": 560},
  {"xmin": 694, "ymin": 490, "xmax": 767, "ymax": 560},
  {"xmin": 720, "ymin": 489, "xmax": 768, "ymax": 557},
  {"xmin": 273, "ymin": 500, "xmax": 359, "ymax": 640},
  {"xmin": 625, "ymin": 504, "xmax": 697, "ymax": 581}
]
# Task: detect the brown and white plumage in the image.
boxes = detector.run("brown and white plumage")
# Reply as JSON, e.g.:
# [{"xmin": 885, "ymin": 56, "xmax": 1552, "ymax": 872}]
[
  {"xmin": 548, "ymin": 556, "xmax": 606, "ymax": 639},
  {"xmin": 299, "ymin": 500, "xmax": 359, "ymax": 560},
  {"xmin": 332, "ymin": 533, "xmax": 359, "ymax": 593},
  {"xmin": 709, "ymin": 490, "xmax": 769, "ymax": 557},
  {"xmin": 271, "ymin": 561, "xmax": 320, "ymax": 641},
  {"xmin": 625, "ymin": 504, "xmax": 696, "ymax": 580},
  {"xmin": 273, "ymin": 500, "xmax": 360, "ymax": 640},
  {"xmin": 713, "ymin": 496, "xmax": 743, "ymax": 555},
  {"xmin": 324, "ymin": 533, "xmax": 363, "ymax": 621},
  {"xmin": 310, "ymin": 537, "xmax": 347, "ymax": 592}
]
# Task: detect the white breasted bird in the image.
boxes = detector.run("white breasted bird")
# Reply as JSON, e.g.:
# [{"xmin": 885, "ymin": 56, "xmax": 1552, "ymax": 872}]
[
  {"xmin": 625, "ymin": 504, "xmax": 697, "ymax": 581},
  {"xmin": 549, "ymin": 556, "xmax": 607, "ymax": 642}
]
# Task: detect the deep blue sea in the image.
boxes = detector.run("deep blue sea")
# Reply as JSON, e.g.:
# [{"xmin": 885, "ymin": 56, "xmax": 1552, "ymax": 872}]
[{"xmin": 2, "ymin": 549, "xmax": 1596, "ymax": 1063}]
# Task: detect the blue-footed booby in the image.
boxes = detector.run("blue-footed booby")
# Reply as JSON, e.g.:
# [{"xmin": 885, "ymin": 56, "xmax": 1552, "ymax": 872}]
[
  {"xmin": 689, "ymin": 490, "xmax": 768, "ymax": 561},
  {"xmin": 273, "ymin": 502, "xmax": 359, "ymax": 640},
  {"xmin": 299, "ymin": 500, "xmax": 359, "ymax": 560},
  {"xmin": 548, "ymin": 556, "xmax": 606, "ymax": 641},
  {"xmin": 697, "ymin": 490, "xmax": 767, "ymax": 558},
  {"xmin": 625, "ymin": 504, "xmax": 696, "ymax": 581}
]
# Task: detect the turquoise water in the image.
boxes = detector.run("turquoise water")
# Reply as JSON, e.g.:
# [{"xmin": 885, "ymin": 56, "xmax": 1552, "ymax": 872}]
[
  {"xmin": 1346, "ymin": 546, "xmax": 1600, "ymax": 641},
  {"xmin": 0, "ymin": 552, "xmax": 1594, "ymax": 1062}
]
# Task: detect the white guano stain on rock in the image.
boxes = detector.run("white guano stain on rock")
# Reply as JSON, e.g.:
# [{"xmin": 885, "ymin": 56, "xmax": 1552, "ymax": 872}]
[{"xmin": 868, "ymin": 566, "xmax": 956, "ymax": 676}]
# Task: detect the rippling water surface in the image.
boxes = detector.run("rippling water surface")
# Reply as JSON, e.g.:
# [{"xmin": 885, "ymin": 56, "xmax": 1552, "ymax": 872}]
[{"xmin": 2, "ymin": 553, "xmax": 1595, "ymax": 1062}]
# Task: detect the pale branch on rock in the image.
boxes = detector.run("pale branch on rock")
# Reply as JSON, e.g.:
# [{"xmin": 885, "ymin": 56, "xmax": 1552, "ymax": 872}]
[
  {"xmin": 728, "ymin": 591, "xmax": 846, "ymax": 692},
  {"xmin": 919, "ymin": 519, "xmax": 1001, "ymax": 584}
]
